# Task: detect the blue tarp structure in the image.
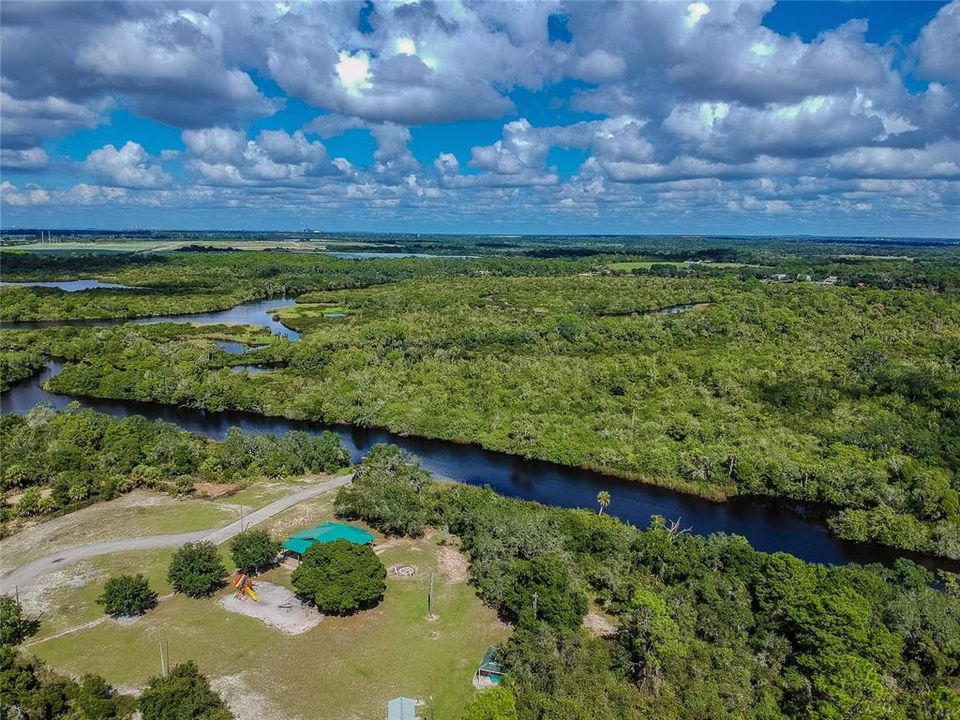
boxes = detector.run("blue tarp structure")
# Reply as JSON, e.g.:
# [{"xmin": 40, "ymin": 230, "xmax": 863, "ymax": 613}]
[
  {"xmin": 283, "ymin": 521, "xmax": 375, "ymax": 556},
  {"xmin": 387, "ymin": 696, "xmax": 418, "ymax": 720}
]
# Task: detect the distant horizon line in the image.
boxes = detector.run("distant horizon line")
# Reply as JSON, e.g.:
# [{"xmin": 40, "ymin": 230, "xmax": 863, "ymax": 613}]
[{"xmin": 2, "ymin": 229, "xmax": 959, "ymax": 242}]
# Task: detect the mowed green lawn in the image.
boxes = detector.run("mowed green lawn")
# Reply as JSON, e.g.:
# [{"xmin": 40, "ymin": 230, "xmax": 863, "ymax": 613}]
[{"xmin": 28, "ymin": 536, "xmax": 507, "ymax": 719}]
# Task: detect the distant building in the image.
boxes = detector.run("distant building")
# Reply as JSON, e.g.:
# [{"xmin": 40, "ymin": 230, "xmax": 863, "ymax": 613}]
[
  {"xmin": 387, "ymin": 697, "xmax": 419, "ymax": 720},
  {"xmin": 282, "ymin": 521, "xmax": 375, "ymax": 562}
]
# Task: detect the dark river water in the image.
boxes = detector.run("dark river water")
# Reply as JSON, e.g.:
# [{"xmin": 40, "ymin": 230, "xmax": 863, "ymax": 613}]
[{"xmin": 1, "ymin": 297, "xmax": 955, "ymax": 572}]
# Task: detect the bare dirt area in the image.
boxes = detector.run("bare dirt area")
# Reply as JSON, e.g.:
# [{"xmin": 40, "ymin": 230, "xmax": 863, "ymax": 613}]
[
  {"xmin": 260, "ymin": 488, "xmax": 336, "ymax": 538},
  {"xmin": 583, "ymin": 607, "xmax": 618, "ymax": 637},
  {"xmin": 193, "ymin": 482, "xmax": 243, "ymax": 498},
  {"xmin": 436, "ymin": 545, "xmax": 470, "ymax": 584},
  {"xmin": 210, "ymin": 674, "xmax": 287, "ymax": 720},
  {"xmin": 16, "ymin": 561, "xmax": 103, "ymax": 615},
  {"xmin": 218, "ymin": 581, "xmax": 321, "ymax": 635}
]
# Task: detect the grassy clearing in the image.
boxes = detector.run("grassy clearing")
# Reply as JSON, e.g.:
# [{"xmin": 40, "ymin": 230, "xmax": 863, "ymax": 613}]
[
  {"xmin": 25, "ymin": 548, "xmax": 178, "ymax": 639},
  {"xmin": 29, "ymin": 535, "xmax": 507, "ymax": 719},
  {"xmin": 607, "ymin": 260, "xmax": 684, "ymax": 271},
  {"xmin": 0, "ymin": 492, "xmax": 233, "ymax": 575}
]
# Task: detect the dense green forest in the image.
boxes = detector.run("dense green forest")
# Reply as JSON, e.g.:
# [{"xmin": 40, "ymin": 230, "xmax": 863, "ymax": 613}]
[
  {"xmin": 340, "ymin": 445, "xmax": 960, "ymax": 719},
  {"xmin": 3, "ymin": 238, "xmax": 958, "ymax": 321},
  {"xmin": 0, "ymin": 406, "xmax": 349, "ymax": 532},
  {"xmin": 2, "ymin": 242, "xmax": 959, "ymax": 558},
  {"xmin": 2, "ymin": 238, "xmax": 960, "ymax": 717}
]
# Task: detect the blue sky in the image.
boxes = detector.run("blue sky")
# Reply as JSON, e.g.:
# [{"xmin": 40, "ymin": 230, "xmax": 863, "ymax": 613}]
[{"xmin": 1, "ymin": 0, "xmax": 958, "ymax": 236}]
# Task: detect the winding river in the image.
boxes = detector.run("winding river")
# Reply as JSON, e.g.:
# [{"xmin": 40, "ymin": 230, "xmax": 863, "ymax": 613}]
[{"xmin": 1, "ymin": 294, "xmax": 955, "ymax": 572}]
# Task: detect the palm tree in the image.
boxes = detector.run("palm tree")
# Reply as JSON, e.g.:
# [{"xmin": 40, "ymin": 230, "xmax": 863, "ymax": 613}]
[{"xmin": 596, "ymin": 491, "xmax": 611, "ymax": 515}]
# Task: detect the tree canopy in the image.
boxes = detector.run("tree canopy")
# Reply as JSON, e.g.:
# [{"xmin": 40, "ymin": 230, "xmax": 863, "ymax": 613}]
[
  {"xmin": 168, "ymin": 542, "xmax": 226, "ymax": 597},
  {"xmin": 97, "ymin": 574, "xmax": 157, "ymax": 616},
  {"xmin": 229, "ymin": 529, "xmax": 281, "ymax": 574},
  {"xmin": 291, "ymin": 539, "xmax": 386, "ymax": 614}
]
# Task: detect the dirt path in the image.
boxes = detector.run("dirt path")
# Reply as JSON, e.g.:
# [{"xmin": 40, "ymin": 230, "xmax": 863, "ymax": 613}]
[{"xmin": 1, "ymin": 474, "xmax": 353, "ymax": 594}]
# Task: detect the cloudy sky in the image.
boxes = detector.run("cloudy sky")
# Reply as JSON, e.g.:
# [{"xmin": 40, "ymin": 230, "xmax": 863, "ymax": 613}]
[{"xmin": 1, "ymin": 0, "xmax": 958, "ymax": 235}]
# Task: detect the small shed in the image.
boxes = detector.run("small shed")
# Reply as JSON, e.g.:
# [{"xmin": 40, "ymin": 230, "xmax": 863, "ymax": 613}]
[
  {"xmin": 282, "ymin": 521, "xmax": 375, "ymax": 561},
  {"xmin": 387, "ymin": 696, "xmax": 418, "ymax": 720},
  {"xmin": 474, "ymin": 646, "xmax": 504, "ymax": 687}
]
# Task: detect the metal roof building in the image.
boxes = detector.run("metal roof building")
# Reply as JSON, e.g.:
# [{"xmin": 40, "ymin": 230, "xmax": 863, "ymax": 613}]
[
  {"xmin": 475, "ymin": 646, "xmax": 505, "ymax": 687},
  {"xmin": 387, "ymin": 697, "xmax": 418, "ymax": 720},
  {"xmin": 282, "ymin": 521, "xmax": 375, "ymax": 557}
]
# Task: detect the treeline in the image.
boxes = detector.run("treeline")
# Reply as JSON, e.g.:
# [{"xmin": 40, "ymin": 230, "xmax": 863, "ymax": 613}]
[
  {"xmin": 0, "ymin": 406, "xmax": 349, "ymax": 529},
  {"xmin": 338, "ymin": 445, "xmax": 960, "ymax": 720}
]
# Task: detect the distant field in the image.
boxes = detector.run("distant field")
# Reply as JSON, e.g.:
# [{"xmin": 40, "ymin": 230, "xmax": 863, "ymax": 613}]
[
  {"xmin": 3, "ymin": 240, "xmax": 315, "ymax": 253},
  {"xmin": 607, "ymin": 260, "xmax": 748, "ymax": 271},
  {"xmin": 837, "ymin": 254, "xmax": 915, "ymax": 261}
]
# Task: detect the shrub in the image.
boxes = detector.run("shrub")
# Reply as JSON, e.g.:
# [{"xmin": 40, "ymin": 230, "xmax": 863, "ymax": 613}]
[
  {"xmin": 291, "ymin": 540, "xmax": 386, "ymax": 614},
  {"xmin": 229, "ymin": 529, "xmax": 281, "ymax": 574},
  {"xmin": 168, "ymin": 542, "xmax": 226, "ymax": 597},
  {"xmin": 16, "ymin": 487, "xmax": 42, "ymax": 516},
  {"xmin": 97, "ymin": 574, "xmax": 157, "ymax": 616},
  {"xmin": 139, "ymin": 661, "xmax": 232, "ymax": 720},
  {"xmin": 461, "ymin": 685, "xmax": 518, "ymax": 720},
  {"xmin": 75, "ymin": 673, "xmax": 137, "ymax": 718}
]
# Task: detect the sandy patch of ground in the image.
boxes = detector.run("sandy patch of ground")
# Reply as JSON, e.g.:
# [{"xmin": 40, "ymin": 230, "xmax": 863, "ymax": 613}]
[
  {"xmin": 373, "ymin": 535, "xmax": 425, "ymax": 555},
  {"xmin": 583, "ymin": 607, "xmax": 618, "ymax": 637},
  {"xmin": 219, "ymin": 581, "xmax": 321, "ymax": 635},
  {"xmin": 193, "ymin": 482, "xmax": 242, "ymax": 498},
  {"xmin": 16, "ymin": 561, "xmax": 104, "ymax": 614},
  {"xmin": 261, "ymin": 491, "xmax": 335, "ymax": 538},
  {"xmin": 436, "ymin": 545, "xmax": 470, "ymax": 584},
  {"xmin": 5, "ymin": 488, "xmax": 53, "ymax": 506},
  {"xmin": 210, "ymin": 674, "xmax": 287, "ymax": 720}
]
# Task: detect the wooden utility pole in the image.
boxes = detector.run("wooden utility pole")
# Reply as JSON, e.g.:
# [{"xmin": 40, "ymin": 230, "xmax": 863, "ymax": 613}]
[
  {"xmin": 428, "ymin": 571, "xmax": 435, "ymax": 619},
  {"xmin": 159, "ymin": 639, "xmax": 170, "ymax": 676}
]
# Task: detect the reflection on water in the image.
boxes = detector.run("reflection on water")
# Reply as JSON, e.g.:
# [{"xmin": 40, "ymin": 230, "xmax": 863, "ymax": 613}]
[{"xmin": 4, "ymin": 297, "xmax": 300, "ymax": 340}]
